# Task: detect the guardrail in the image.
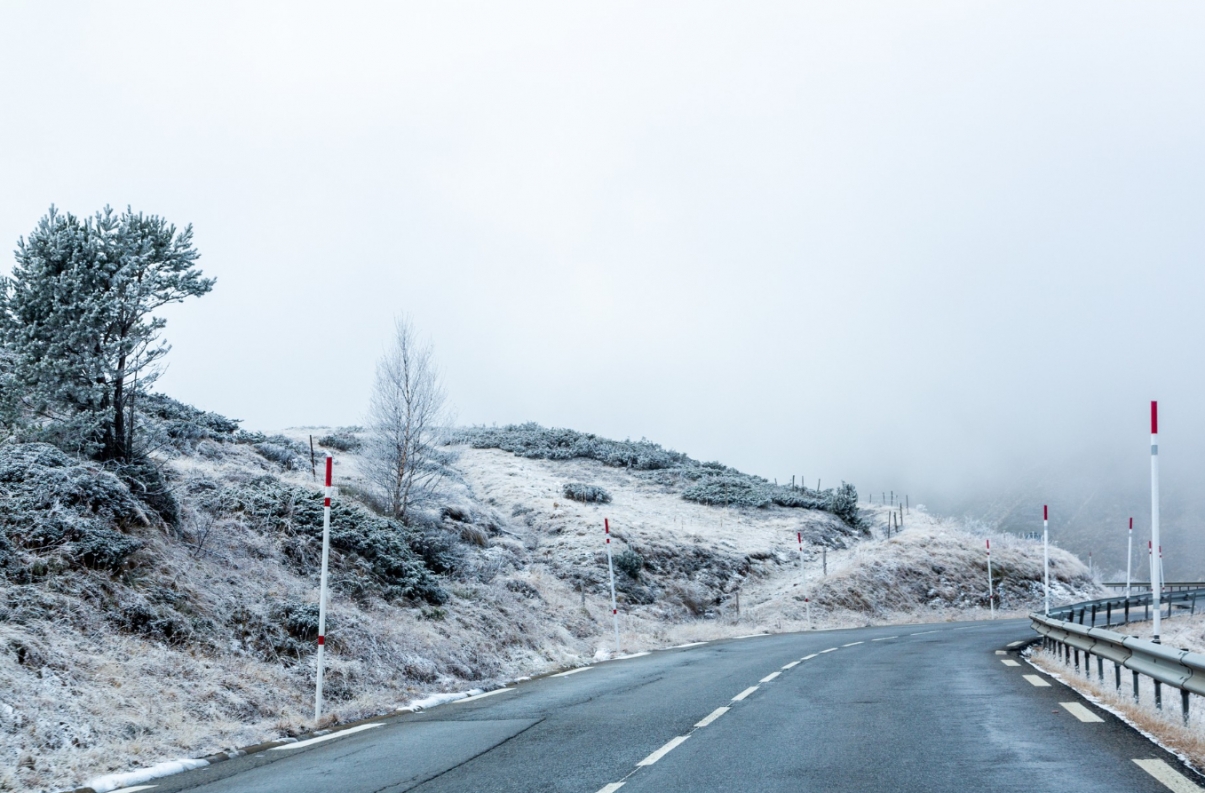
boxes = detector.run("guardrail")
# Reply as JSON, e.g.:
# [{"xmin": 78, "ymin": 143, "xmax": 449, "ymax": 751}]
[
  {"xmin": 1102, "ymin": 581, "xmax": 1205, "ymax": 593},
  {"xmin": 1031, "ymin": 587, "xmax": 1205, "ymax": 724}
]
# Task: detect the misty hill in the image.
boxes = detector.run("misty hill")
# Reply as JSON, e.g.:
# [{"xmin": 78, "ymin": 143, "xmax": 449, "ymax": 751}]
[{"xmin": 0, "ymin": 402, "xmax": 1098, "ymax": 792}]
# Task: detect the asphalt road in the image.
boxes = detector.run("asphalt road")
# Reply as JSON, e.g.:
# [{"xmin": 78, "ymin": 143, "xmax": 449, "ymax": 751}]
[{"xmin": 143, "ymin": 619, "xmax": 1204, "ymax": 793}]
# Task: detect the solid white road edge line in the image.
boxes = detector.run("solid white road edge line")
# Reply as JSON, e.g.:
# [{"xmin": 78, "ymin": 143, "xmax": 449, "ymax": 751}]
[
  {"xmin": 269, "ymin": 723, "xmax": 382, "ymax": 750},
  {"xmin": 1060, "ymin": 702, "xmax": 1104, "ymax": 723},
  {"xmin": 637, "ymin": 736, "xmax": 690, "ymax": 766},
  {"xmin": 615, "ymin": 652, "xmax": 651, "ymax": 660},
  {"xmin": 673, "ymin": 642, "xmax": 709, "ymax": 649},
  {"xmin": 1022, "ymin": 674, "xmax": 1051, "ymax": 687},
  {"xmin": 595, "ymin": 783, "xmax": 626, "ymax": 793},
  {"xmin": 695, "ymin": 707, "xmax": 730, "ymax": 727},
  {"xmin": 842, "ymin": 641, "xmax": 864, "ymax": 647},
  {"xmin": 760, "ymin": 672, "xmax": 781, "ymax": 683},
  {"xmin": 552, "ymin": 667, "xmax": 593, "ymax": 678},
  {"xmin": 782, "ymin": 661, "xmax": 800, "ymax": 670},
  {"xmin": 457, "ymin": 688, "xmax": 514, "ymax": 703},
  {"xmin": 1133, "ymin": 758, "xmax": 1204, "ymax": 792},
  {"xmin": 1001, "ymin": 660, "xmax": 1021, "ymax": 667},
  {"xmin": 732, "ymin": 686, "xmax": 759, "ymax": 701}
]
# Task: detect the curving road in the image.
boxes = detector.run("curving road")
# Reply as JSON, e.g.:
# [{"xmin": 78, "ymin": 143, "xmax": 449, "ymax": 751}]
[{"xmin": 142, "ymin": 619, "xmax": 1203, "ymax": 793}]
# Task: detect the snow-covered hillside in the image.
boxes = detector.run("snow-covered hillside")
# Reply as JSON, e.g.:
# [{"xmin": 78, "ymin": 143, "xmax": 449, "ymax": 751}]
[{"xmin": 0, "ymin": 411, "xmax": 1100, "ymax": 792}]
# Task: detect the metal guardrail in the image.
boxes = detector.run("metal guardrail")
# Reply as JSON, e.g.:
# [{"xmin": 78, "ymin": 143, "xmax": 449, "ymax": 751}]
[
  {"xmin": 1102, "ymin": 581, "xmax": 1205, "ymax": 593},
  {"xmin": 1031, "ymin": 587, "xmax": 1205, "ymax": 723}
]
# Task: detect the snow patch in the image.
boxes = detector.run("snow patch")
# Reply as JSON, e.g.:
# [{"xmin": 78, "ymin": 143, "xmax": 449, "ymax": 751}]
[{"xmin": 86, "ymin": 758, "xmax": 209, "ymax": 793}]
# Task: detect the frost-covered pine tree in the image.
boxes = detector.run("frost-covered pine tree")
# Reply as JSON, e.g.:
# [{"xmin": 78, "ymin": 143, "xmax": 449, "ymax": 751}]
[{"xmin": 0, "ymin": 206, "xmax": 214, "ymax": 461}]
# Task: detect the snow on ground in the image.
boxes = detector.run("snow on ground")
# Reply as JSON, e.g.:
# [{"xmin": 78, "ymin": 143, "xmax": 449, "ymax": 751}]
[{"xmin": 1, "ymin": 426, "xmax": 1100, "ymax": 792}]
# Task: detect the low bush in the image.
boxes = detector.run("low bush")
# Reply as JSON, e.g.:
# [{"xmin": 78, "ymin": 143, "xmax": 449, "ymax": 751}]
[
  {"xmin": 613, "ymin": 549, "xmax": 644, "ymax": 579},
  {"xmin": 318, "ymin": 430, "xmax": 362, "ymax": 452},
  {"xmin": 562, "ymin": 482, "xmax": 612, "ymax": 503}
]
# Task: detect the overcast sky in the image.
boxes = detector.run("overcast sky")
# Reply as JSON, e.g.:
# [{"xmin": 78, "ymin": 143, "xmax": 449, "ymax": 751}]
[{"xmin": 3, "ymin": 2, "xmax": 1205, "ymax": 530}]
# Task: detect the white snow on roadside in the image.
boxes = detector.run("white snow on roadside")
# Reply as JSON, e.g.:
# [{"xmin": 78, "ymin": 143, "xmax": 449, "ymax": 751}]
[
  {"xmin": 396, "ymin": 691, "xmax": 479, "ymax": 712},
  {"xmin": 86, "ymin": 758, "xmax": 209, "ymax": 793}
]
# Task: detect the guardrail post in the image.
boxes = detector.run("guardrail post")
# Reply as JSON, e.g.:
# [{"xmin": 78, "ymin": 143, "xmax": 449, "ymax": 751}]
[
  {"xmin": 1091, "ymin": 604, "xmax": 1097, "ymax": 626},
  {"xmin": 1155, "ymin": 680, "xmax": 1163, "ymax": 710},
  {"xmin": 1182, "ymin": 689, "xmax": 1190, "ymax": 724},
  {"xmin": 1097, "ymin": 655, "xmax": 1103, "ymax": 682},
  {"xmin": 1145, "ymin": 601, "xmax": 1149, "ymax": 620},
  {"xmin": 1106, "ymin": 602, "xmax": 1112, "ymax": 627},
  {"xmin": 1125, "ymin": 598, "xmax": 1130, "ymax": 623},
  {"xmin": 1074, "ymin": 648, "xmax": 1080, "ymax": 672},
  {"xmin": 1114, "ymin": 662, "xmax": 1121, "ymax": 691},
  {"xmin": 1133, "ymin": 670, "xmax": 1140, "ymax": 702}
]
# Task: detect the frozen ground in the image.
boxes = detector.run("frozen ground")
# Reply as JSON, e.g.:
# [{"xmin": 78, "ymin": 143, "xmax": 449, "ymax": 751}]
[{"xmin": 1, "ymin": 424, "xmax": 1100, "ymax": 792}]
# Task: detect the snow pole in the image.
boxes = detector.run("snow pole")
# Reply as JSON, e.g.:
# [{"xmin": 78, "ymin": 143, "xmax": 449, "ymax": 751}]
[
  {"xmin": 1151, "ymin": 401, "xmax": 1161, "ymax": 644},
  {"xmin": 797, "ymin": 531, "xmax": 804, "ymax": 571},
  {"xmin": 315, "ymin": 453, "xmax": 333, "ymax": 722},
  {"xmin": 987, "ymin": 538, "xmax": 995, "ymax": 619},
  {"xmin": 1126, "ymin": 517, "xmax": 1133, "ymax": 597},
  {"xmin": 805, "ymin": 596, "xmax": 812, "ymax": 629},
  {"xmin": 1043, "ymin": 505, "xmax": 1050, "ymax": 617},
  {"xmin": 605, "ymin": 518, "xmax": 621, "ymax": 655}
]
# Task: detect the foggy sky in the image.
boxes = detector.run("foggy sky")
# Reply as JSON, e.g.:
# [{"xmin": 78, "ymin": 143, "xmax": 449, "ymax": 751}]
[{"xmin": 3, "ymin": 3, "xmax": 1205, "ymax": 572}]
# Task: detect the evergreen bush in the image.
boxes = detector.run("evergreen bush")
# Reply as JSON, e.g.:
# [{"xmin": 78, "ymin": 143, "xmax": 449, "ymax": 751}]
[{"xmin": 562, "ymin": 482, "xmax": 612, "ymax": 503}]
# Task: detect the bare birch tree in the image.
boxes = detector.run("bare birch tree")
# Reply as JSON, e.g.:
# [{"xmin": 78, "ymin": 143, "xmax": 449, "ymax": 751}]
[{"xmin": 365, "ymin": 317, "xmax": 448, "ymax": 522}]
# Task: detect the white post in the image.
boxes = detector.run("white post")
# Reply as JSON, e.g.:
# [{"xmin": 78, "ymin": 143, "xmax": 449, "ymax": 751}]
[
  {"xmin": 1043, "ymin": 505, "xmax": 1050, "ymax": 617},
  {"xmin": 1126, "ymin": 517, "xmax": 1133, "ymax": 597},
  {"xmin": 315, "ymin": 453, "xmax": 333, "ymax": 722},
  {"xmin": 605, "ymin": 518, "xmax": 621, "ymax": 655},
  {"xmin": 987, "ymin": 538, "xmax": 995, "ymax": 619},
  {"xmin": 1151, "ymin": 401, "xmax": 1161, "ymax": 644}
]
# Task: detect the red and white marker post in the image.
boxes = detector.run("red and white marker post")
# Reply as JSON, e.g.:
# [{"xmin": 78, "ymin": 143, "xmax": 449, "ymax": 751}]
[
  {"xmin": 797, "ymin": 532, "xmax": 804, "ymax": 571},
  {"xmin": 1150, "ymin": 401, "xmax": 1162, "ymax": 644},
  {"xmin": 986, "ymin": 539, "xmax": 995, "ymax": 619},
  {"xmin": 1126, "ymin": 517, "xmax": 1133, "ymax": 597},
  {"xmin": 315, "ymin": 453, "xmax": 333, "ymax": 721},
  {"xmin": 604, "ymin": 518, "xmax": 621, "ymax": 655},
  {"xmin": 1042, "ymin": 505, "xmax": 1050, "ymax": 617}
]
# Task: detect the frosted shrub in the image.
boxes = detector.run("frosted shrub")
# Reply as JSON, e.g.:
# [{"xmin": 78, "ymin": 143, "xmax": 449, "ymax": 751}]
[
  {"xmin": 138, "ymin": 393, "xmax": 239, "ymax": 453},
  {"xmin": 217, "ymin": 477, "xmax": 446, "ymax": 603},
  {"xmin": 562, "ymin": 482, "xmax": 611, "ymax": 503},
  {"xmin": 251, "ymin": 436, "xmax": 307, "ymax": 469},
  {"xmin": 613, "ymin": 549, "xmax": 644, "ymax": 579},
  {"xmin": 318, "ymin": 429, "xmax": 362, "ymax": 452},
  {"xmin": 451, "ymin": 424, "xmax": 692, "ymax": 470},
  {"xmin": 0, "ymin": 442, "xmax": 147, "ymax": 577},
  {"xmin": 682, "ymin": 475, "xmax": 771, "ymax": 508}
]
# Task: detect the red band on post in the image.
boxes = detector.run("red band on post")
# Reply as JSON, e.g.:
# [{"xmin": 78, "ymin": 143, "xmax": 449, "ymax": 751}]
[
  {"xmin": 318, "ymin": 635, "xmax": 325, "ymax": 645},
  {"xmin": 324, "ymin": 497, "xmax": 331, "ymax": 507},
  {"xmin": 325, "ymin": 454, "xmax": 333, "ymax": 486},
  {"xmin": 1130, "ymin": 517, "xmax": 1133, "ymax": 529},
  {"xmin": 605, "ymin": 518, "xmax": 610, "ymax": 533},
  {"xmin": 1152, "ymin": 401, "xmax": 1158, "ymax": 435},
  {"xmin": 1043, "ymin": 505, "xmax": 1048, "ymax": 521}
]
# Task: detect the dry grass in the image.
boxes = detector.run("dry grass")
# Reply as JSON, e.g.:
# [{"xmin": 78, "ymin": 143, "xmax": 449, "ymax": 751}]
[{"xmin": 1029, "ymin": 645, "xmax": 1205, "ymax": 772}]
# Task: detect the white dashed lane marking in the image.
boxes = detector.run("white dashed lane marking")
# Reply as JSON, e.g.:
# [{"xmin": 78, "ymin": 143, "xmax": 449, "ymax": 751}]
[
  {"xmin": 1060, "ymin": 702, "xmax": 1104, "ymax": 723},
  {"xmin": 760, "ymin": 672, "xmax": 781, "ymax": 683},
  {"xmin": 820, "ymin": 648, "xmax": 838, "ymax": 654},
  {"xmin": 1023, "ymin": 675, "xmax": 1051, "ymax": 687},
  {"xmin": 457, "ymin": 688, "xmax": 514, "ymax": 703},
  {"xmin": 1007, "ymin": 640, "xmax": 1027, "ymax": 648},
  {"xmin": 843, "ymin": 641, "xmax": 863, "ymax": 647},
  {"xmin": 732, "ymin": 686, "xmax": 759, "ymax": 701},
  {"xmin": 1000, "ymin": 660, "xmax": 1021, "ymax": 667},
  {"xmin": 552, "ymin": 667, "xmax": 593, "ymax": 677},
  {"xmin": 595, "ymin": 784, "xmax": 626, "ymax": 793},
  {"xmin": 910, "ymin": 630, "xmax": 938, "ymax": 636},
  {"xmin": 637, "ymin": 736, "xmax": 690, "ymax": 766},
  {"xmin": 270, "ymin": 723, "xmax": 382, "ymax": 750},
  {"xmin": 802, "ymin": 653, "xmax": 818, "ymax": 660},
  {"xmin": 871, "ymin": 636, "xmax": 898, "ymax": 641},
  {"xmin": 695, "ymin": 707, "xmax": 729, "ymax": 728},
  {"xmin": 995, "ymin": 650, "xmax": 1006, "ymax": 655},
  {"xmin": 1133, "ymin": 759, "xmax": 1204, "ymax": 792},
  {"xmin": 782, "ymin": 661, "xmax": 800, "ymax": 670}
]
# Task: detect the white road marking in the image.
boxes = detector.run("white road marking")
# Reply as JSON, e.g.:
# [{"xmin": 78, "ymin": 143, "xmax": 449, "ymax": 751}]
[
  {"xmin": 760, "ymin": 672, "xmax": 781, "ymax": 683},
  {"xmin": 1007, "ymin": 640, "xmax": 1027, "ymax": 648},
  {"xmin": 995, "ymin": 650, "xmax": 1007, "ymax": 655},
  {"xmin": 1023, "ymin": 674, "xmax": 1051, "ymax": 687},
  {"xmin": 457, "ymin": 688, "xmax": 514, "ymax": 702},
  {"xmin": 269, "ymin": 723, "xmax": 382, "ymax": 750},
  {"xmin": 910, "ymin": 630, "xmax": 938, "ymax": 636},
  {"xmin": 871, "ymin": 636, "xmax": 898, "ymax": 641},
  {"xmin": 842, "ymin": 641, "xmax": 864, "ymax": 647},
  {"xmin": 595, "ymin": 784, "xmax": 626, "ymax": 793},
  {"xmin": 820, "ymin": 647, "xmax": 838, "ymax": 654},
  {"xmin": 695, "ymin": 706, "xmax": 730, "ymax": 727},
  {"xmin": 1133, "ymin": 759, "xmax": 1204, "ymax": 792},
  {"xmin": 801, "ymin": 653, "xmax": 818, "ymax": 660},
  {"xmin": 732, "ymin": 686, "xmax": 759, "ymax": 701},
  {"xmin": 637, "ymin": 735, "xmax": 690, "ymax": 766},
  {"xmin": 782, "ymin": 661, "xmax": 800, "ymax": 670},
  {"xmin": 1000, "ymin": 660, "xmax": 1021, "ymax": 667},
  {"xmin": 734, "ymin": 633, "xmax": 772, "ymax": 639},
  {"xmin": 673, "ymin": 642, "xmax": 708, "ymax": 649},
  {"xmin": 552, "ymin": 667, "xmax": 593, "ymax": 677},
  {"xmin": 1060, "ymin": 702, "xmax": 1104, "ymax": 722},
  {"xmin": 111, "ymin": 787, "xmax": 158, "ymax": 793},
  {"xmin": 615, "ymin": 652, "xmax": 651, "ymax": 660}
]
